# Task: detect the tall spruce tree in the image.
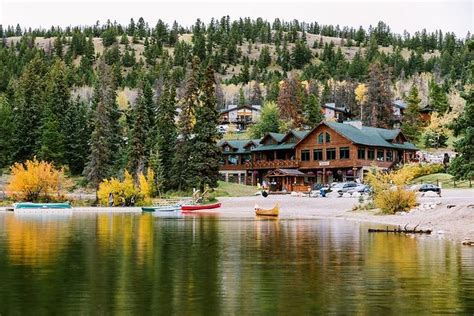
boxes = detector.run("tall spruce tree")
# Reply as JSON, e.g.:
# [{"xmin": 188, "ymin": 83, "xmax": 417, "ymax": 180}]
[
  {"xmin": 64, "ymin": 98, "xmax": 90, "ymax": 175},
  {"xmin": 154, "ymin": 78, "xmax": 177, "ymax": 190},
  {"xmin": 128, "ymin": 77, "xmax": 152, "ymax": 177},
  {"xmin": 12, "ymin": 56, "xmax": 48, "ymax": 162},
  {"xmin": 0, "ymin": 94, "xmax": 14, "ymax": 168},
  {"xmin": 402, "ymin": 85, "xmax": 422, "ymax": 142},
  {"xmin": 305, "ymin": 93, "xmax": 324, "ymax": 128},
  {"xmin": 84, "ymin": 60, "xmax": 122, "ymax": 187},
  {"xmin": 429, "ymin": 81, "xmax": 450, "ymax": 113},
  {"xmin": 173, "ymin": 57, "xmax": 200, "ymax": 191},
  {"xmin": 38, "ymin": 60, "xmax": 70, "ymax": 164},
  {"xmin": 364, "ymin": 62, "xmax": 394, "ymax": 128},
  {"xmin": 277, "ymin": 76, "xmax": 304, "ymax": 128},
  {"xmin": 190, "ymin": 65, "xmax": 222, "ymax": 192},
  {"xmin": 449, "ymin": 87, "xmax": 473, "ymax": 180}
]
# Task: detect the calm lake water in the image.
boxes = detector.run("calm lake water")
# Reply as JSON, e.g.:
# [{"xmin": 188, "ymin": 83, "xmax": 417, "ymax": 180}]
[{"xmin": 0, "ymin": 212, "xmax": 473, "ymax": 314}]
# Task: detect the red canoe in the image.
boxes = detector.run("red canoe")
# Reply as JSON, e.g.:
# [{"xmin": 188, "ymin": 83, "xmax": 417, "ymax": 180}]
[{"xmin": 181, "ymin": 202, "xmax": 221, "ymax": 211}]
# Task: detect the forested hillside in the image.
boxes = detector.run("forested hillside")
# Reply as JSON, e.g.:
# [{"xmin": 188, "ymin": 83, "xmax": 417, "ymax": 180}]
[{"xmin": 0, "ymin": 17, "xmax": 472, "ymax": 187}]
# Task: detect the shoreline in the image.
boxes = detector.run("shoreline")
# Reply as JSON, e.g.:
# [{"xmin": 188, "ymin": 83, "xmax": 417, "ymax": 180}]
[{"xmin": 1, "ymin": 189, "xmax": 473, "ymax": 243}]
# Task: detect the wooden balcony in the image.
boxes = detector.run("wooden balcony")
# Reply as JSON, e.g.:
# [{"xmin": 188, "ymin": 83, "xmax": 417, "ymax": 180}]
[
  {"xmin": 220, "ymin": 164, "xmax": 248, "ymax": 171},
  {"xmin": 245, "ymin": 159, "xmax": 300, "ymax": 170}
]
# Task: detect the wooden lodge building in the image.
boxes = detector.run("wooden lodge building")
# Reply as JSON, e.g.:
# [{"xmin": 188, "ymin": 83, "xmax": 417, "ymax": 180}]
[{"xmin": 218, "ymin": 120, "xmax": 418, "ymax": 191}]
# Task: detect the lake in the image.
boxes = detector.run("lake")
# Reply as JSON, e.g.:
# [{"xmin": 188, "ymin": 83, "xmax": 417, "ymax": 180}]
[{"xmin": 0, "ymin": 212, "xmax": 473, "ymax": 314}]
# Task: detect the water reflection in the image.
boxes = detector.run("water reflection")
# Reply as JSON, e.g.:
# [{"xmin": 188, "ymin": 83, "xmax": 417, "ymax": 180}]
[{"xmin": 0, "ymin": 213, "xmax": 472, "ymax": 314}]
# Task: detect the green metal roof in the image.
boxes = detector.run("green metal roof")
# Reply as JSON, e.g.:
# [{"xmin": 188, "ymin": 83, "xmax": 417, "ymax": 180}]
[
  {"xmin": 324, "ymin": 121, "xmax": 417, "ymax": 150},
  {"xmin": 251, "ymin": 143, "xmax": 296, "ymax": 152},
  {"xmin": 219, "ymin": 139, "xmax": 259, "ymax": 154},
  {"xmin": 267, "ymin": 132, "xmax": 286, "ymax": 143}
]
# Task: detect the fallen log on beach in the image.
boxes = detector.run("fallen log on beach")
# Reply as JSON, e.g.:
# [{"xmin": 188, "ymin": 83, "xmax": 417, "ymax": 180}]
[{"xmin": 368, "ymin": 224, "xmax": 432, "ymax": 234}]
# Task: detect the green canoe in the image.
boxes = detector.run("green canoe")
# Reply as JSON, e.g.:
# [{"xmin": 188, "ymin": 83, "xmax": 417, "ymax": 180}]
[
  {"xmin": 142, "ymin": 205, "xmax": 181, "ymax": 212},
  {"xmin": 14, "ymin": 202, "xmax": 72, "ymax": 209}
]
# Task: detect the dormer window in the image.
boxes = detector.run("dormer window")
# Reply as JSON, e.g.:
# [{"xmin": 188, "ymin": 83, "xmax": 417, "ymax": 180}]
[
  {"xmin": 224, "ymin": 146, "xmax": 230, "ymax": 152},
  {"xmin": 318, "ymin": 133, "xmax": 324, "ymax": 144},
  {"xmin": 318, "ymin": 132, "xmax": 331, "ymax": 144},
  {"xmin": 325, "ymin": 132, "xmax": 331, "ymax": 143}
]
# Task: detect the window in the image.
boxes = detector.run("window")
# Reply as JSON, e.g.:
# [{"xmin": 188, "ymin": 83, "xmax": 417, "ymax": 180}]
[
  {"xmin": 228, "ymin": 155, "xmax": 238, "ymax": 165},
  {"xmin": 368, "ymin": 149, "xmax": 375, "ymax": 160},
  {"xmin": 301, "ymin": 150, "xmax": 310, "ymax": 161},
  {"xmin": 357, "ymin": 147, "xmax": 366, "ymax": 160},
  {"xmin": 325, "ymin": 132, "xmax": 331, "ymax": 143},
  {"xmin": 340, "ymin": 147, "xmax": 350, "ymax": 159},
  {"xmin": 326, "ymin": 148, "xmax": 336, "ymax": 160},
  {"xmin": 377, "ymin": 149, "xmax": 385, "ymax": 161},
  {"xmin": 318, "ymin": 133, "xmax": 324, "ymax": 144},
  {"xmin": 386, "ymin": 150, "xmax": 393, "ymax": 162},
  {"xmin": 313, "ymin": 149, "xmax": 323, "ymax": 161}
]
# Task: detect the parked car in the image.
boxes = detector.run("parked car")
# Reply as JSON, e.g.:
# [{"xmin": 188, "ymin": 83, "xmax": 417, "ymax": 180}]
[
  {"xmin": 332, "ymin": 182, "xmax": 368, "ymax": 196},
  {"xmin": 309, "ymin": 183, "xmax": 331, "ymax": 197},
  {"xmin": 418, "ymin": 184, "xmax": 441, "ymax": 196}
]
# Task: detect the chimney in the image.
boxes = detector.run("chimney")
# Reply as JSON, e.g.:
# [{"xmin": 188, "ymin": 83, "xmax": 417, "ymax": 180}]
[{"xmin": 343, "ymin": 120, "xmax": 363, "ymax": 129}]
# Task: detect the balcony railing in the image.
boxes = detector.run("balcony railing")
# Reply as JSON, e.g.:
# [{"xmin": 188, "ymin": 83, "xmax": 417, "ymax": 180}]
[{"xmin": 245, "ymin": 159, "xmax": 300, "ymax": 169}]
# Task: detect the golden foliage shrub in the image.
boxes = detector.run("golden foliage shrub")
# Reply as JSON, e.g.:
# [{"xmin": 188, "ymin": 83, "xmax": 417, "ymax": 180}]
[
  {"xmin": 6, "ymin": 158, "xmax": 70, "ymax": 202},
  {"xmin": 97, "ymin": 169, "xmax": 154, "ymax": 206},
  {"xmin": 365, "ymin": 166, "xmax": 418, "ymax": 214}
]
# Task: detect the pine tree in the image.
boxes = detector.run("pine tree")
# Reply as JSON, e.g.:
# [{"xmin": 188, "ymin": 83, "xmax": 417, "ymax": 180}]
[
  {"xmin": 250, "ymin": 81, "xmax": 262, "ymax": 105},
  {"xmin": 12, "ymin": 56, "xmax": 48, "ymax": 162},
  {"xmin": 155, "ymin": 78, "xmax": 177, "ymax": 191},
  {"xmin": 364, "ymin": 62, "xmax": 394, "ymax": 128},
  {"xmin": 173, "ymin": 57, "xmax": 200, "ymax": 191},
  {"xmin": 291, "ymin": 40, "xmax": 312, "ymax": 69},
  {"xmin": 84, "ymin": 60, "xmax": 122, "ymax": 187},
  {"xmin": 38, "ymin": 60, "xmax": 70, "ymax": 164},
  {"xmin": 277, "ymin": 76, "xmax": 304, "ymax": 128},
  {"xmin": 0, "ymin": 94, "xmax": 14, "ymax": 168},
  {"xmin": 63, "ymin": 98, "xmax": 90, "ymax": 175},
  {"xmin": 128, "ymin": 77, "xmax": 151, "ymax": 177},
  {"xmin": 449, "ymin": 87, "xmax": 473, "ymax": 180},
  {"xmin": 305, "ymin": 93, "xmax": 324, "ymax": 127},
  {"xmin": 402, "ymin": 85, "xmax": 422, "ymax": 142},
  {"xmin": 429, "ymin": 81, "xmax": 449, "ymax": 113},
  {"xmin": 190, "ymin": 65, "xmax": 222, "ymax": 191}
]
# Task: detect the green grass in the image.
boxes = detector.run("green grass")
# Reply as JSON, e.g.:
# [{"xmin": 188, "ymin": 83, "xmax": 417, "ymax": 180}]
[
  {"xmin": 411, "ymin": 173, "xmax": 472, "ymax": 189},
  {"xmin": 214, "ymin": 181, "xmax": 258, "ymax": 197}
]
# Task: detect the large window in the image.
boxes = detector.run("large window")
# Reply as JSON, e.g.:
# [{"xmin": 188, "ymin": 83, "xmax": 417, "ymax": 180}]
[
  {"xmin": 368, "ymin": 149, "xmax": 375, "ymax": 160},
  {"xmin": 377, "ymin": 149, "xmax": 385, "ymax": 161},
  {"xmin": 357, "ymin": 147, "xmax": 366, "ymax": 160},
  {"xmin": 313, "ymin": 149, "xmax": 323, "ymax": 161},
  {"xmin": 340, "ymin": 147, "xmax": 350, "ymax": 159},
  {"xmin": 326, "ymin": 148, "xmax": 336, "ymax": 160},
  {"xmin": 301, "ymin": 150, "xmax": 310, "ymax": 161},
  {"xmin": 386, "ymin": 150, "xmax": 393, "ymax": 162}
]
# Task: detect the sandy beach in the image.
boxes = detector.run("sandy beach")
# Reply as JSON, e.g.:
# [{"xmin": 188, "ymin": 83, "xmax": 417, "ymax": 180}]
[{"xmin": 216, "ymin": 189, "xmax": 474, "ymax": 243}]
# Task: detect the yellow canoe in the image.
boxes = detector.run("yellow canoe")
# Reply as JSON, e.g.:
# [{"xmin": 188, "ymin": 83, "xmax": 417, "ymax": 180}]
[{"xmin": 255, "ymin": 202, "xmax": 280, "ymax": 217}]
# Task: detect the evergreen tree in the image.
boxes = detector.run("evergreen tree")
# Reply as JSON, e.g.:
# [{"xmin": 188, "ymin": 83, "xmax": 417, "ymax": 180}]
[
  {"xmin": 401, "ymin": 85, "xmax": 422, "ymax": 142},
  {"xmin": 258, "ymin": 46, "xmax": 271, "ymax": 69},
  {"xmin": 291, "ymin": 40, "xmax": 312, "ymax": 69},
  {"xmin": 277, "ymin": 76, "xmax": 304, "ymax": 128},
  {"xmin": 38, "ymin": 60, "xmax": 70, "ymax": 164},
  {"xmin": 250, "ymin": 81, "xmax": 262, "ymax": 105},
  {"xmin": 305, "ymin": 93, "xmax": 324, "ymax": 127},
  {"xmin": 173, "ymin": 57, "xmax": 200, "ymax": 191},
  {"xmin": 0, "ymin": 94, "xmax": 14, "ymax": 168},
  {"xmin": 364, "ymin": 62, "xmax": 394, "ymax": 128},
  {"xmin": 84, "ymin": 60, "xmax": 122, "ymax": 187},
  {"xmin": 128, "ymin": 77, "xmax": 151, "ymax": 177},
  {"xmin": 63, "ymin": 98, "xmax": 90, "ymax": 175},
  {"xmin": 12, "ymin": 56, "xmax": 48, "ymax": 162},
  {"xmin": 429, "ymin": 81, "xmax": 449, "ymax": 113},
  {"xmin": 449, "ymin": 87, "xmax": 473, "ymax": 180},
  {"xmin": 155, "ymin": 78, "xmax": 177, "ymax": 191},
  {"xmin": 190, "ymin": 65, "xmax": 222, "ymax": 191}
]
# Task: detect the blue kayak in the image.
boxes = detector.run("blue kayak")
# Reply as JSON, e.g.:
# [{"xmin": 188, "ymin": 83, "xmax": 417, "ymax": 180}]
[{"xmin": 14, "ymin": 202, "xmax": 72, "ymax": 209}]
